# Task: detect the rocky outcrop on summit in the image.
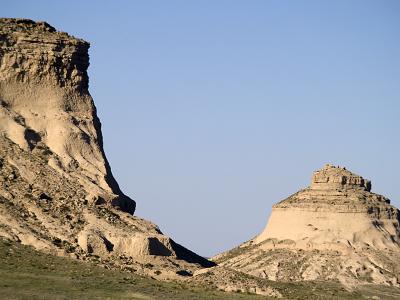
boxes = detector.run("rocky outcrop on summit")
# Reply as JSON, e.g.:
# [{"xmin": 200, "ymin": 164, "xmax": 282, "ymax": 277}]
[
  {"xmin": 311, "ymin": 164, "xmax": 371, "ymax": 191},
  {"xmin": 0, "ymin": 18, "xmax": 213, "ymax": 278},
  {"xmin": 215, "ymin": 164, "xmax": 400, "ymax": 287}
]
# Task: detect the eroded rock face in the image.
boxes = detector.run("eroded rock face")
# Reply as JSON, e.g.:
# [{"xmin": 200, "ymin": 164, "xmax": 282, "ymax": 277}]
[
  {"xmin": 311, "ymin": 164, "xmax": 371, "ymax": 191},
  {"xmin": 0, "ymin": 18, "xmax": 214, "ymax": 279},
  {"xmin": 215, "ymin": 165, "xmax": 400, "ymax": 287},
  {"xmin": 0, "ymin": 18, "xmax": 134, "ymax": 213}
]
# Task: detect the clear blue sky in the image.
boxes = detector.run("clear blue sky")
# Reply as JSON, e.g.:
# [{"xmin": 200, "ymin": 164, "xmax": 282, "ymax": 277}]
[{"xmin": 3, "ymin": 1, "xmax": 400, "ymax": 257}]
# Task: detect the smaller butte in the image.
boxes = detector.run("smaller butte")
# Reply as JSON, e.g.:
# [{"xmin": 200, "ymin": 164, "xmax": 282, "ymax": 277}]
[
  {"xmin": 257, "ymin": 164, "xmax": 398, "ymax": 250},
  {"xmin": 215, "ymin": 164, "xmax": 400, "ymax": 287}
]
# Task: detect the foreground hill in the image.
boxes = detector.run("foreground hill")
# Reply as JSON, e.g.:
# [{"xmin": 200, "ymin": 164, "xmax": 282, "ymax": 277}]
[{"xmin": 4, "ymin": 238, "xmax": 398, "ymax": 300}]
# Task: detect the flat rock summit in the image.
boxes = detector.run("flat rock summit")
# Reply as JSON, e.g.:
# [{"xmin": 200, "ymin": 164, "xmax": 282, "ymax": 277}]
[{"xmin": 215, "ymin": 164, "xmax": 400, "ymax": 287}]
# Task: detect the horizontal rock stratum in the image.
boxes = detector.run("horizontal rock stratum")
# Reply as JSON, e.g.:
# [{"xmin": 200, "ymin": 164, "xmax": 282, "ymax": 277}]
[
  {"xmin": 0, "ymin": 18, "xmax": 214, "ymax": 279},
  {"xmin": 215, "ymin": 164, "xmax": 400, "ymax": 287}
]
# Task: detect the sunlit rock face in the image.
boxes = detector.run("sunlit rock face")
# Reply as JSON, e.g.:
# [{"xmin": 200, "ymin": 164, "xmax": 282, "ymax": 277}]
[{"xmin": 216, "ymin": 164, "xmax": 400, "ymax": 287}]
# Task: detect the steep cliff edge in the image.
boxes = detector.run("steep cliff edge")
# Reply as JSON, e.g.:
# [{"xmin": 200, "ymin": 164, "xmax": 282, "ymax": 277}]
[
  {"xmin": 0, "ymin": 18, "xmax": 134, "ymax": 214},
  {"xmin": 214, "ymin": 164, "xmax": 400, "ymax": 287},
  {"xmin": 0, "ymin": 18, "xmax": 213, "ymax": 278}
]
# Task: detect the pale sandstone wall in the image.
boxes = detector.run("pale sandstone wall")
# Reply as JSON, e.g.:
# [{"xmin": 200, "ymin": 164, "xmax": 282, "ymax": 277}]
[{"xmin": 257, "ymin": 209, "xmax": 399, "ymax": 250}]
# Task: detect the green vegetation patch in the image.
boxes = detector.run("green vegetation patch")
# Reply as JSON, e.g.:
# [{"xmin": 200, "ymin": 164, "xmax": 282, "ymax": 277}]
[{"xmin": 0, "ymin": 239, "xmax": 263, "ymax": 300}]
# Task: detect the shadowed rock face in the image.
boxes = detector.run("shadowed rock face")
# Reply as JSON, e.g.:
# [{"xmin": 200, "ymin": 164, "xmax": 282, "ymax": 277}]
[
  {"xmin": 0, "ymin": 18, "xmax": 135, "ymax": 214},
  {"xmin": 215, "ymin": 165, "xmax": 400, "ymax": 287}
]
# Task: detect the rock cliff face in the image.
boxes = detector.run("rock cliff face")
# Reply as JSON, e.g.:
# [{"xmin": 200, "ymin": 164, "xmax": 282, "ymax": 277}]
[
  {"xmin": 215, "ymin": 164, "xmax": 400, "ymax": 287},
  {"xmin": 0, "ymin": 18, "xmax": 134, "ymax": 213},
  {"xmin": 0, "ymin": 18, "xmax": 213, "ymax": 278}
]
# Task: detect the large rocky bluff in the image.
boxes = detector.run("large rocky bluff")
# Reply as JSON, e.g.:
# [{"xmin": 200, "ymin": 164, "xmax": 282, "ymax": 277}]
[
  {"xmin": 0, "ymin": 18, "xmax": 213, "ymax": 278},
  {"xmin": 0, "ymin": 18, "xmax": 134, "ymax": 213},
  {"xmin": 214, "ymin": 164, "xmax": 400, "ymax": 287}
]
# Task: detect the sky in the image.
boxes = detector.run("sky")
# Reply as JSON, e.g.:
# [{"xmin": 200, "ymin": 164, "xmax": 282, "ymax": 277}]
[{"xmin": 3, "ymin": 1, "xmax": 400, "ymax": 257}]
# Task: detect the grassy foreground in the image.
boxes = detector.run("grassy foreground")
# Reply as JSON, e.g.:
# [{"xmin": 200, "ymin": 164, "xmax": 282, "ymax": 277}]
[
  {"xmin": 0, "ymin": 239, "xmax": 262, "ymax": 300},
  {"xmin": 0, "ymin": 239, "xmax": 399, "ymax": 300}
]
